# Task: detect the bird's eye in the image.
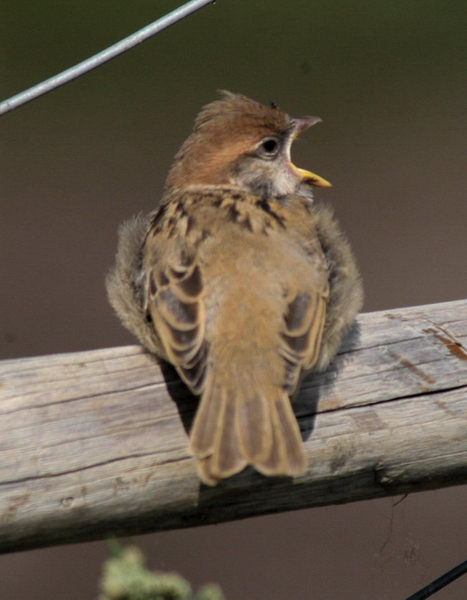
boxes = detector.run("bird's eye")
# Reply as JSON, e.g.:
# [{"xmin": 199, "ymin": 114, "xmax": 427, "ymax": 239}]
[{"xmin": 258, "ymin": 137, "xmax": 280, "ymax": 158}]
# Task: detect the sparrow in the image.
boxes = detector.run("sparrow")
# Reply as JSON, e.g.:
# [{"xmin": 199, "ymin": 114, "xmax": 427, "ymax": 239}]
[{"xmin": 107, "ymin": 91, "xmax": 363, "ymax": 486}]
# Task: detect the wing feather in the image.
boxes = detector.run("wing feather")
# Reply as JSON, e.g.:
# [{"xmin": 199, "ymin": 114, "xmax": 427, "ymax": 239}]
[
  {"xmin": 144, "ymin": 239, "xmax": 208, "ymax": 395},
  {"xmin": 279, "ymin": 287, "xmax": 328, "ymax": 395}
]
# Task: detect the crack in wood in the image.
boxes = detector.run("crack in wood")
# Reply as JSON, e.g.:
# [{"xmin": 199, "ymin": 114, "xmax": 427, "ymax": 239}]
[
  {"xmin": 316, "ymin": 382, "xmax": 467, "ymax": 416},
  {"xmin": 0, "ymin": 453, "xmax": 191, "ymax": 488},
  {"xmin": 0, "ymin": 381, "xmax": 167, "ymax": 416}
]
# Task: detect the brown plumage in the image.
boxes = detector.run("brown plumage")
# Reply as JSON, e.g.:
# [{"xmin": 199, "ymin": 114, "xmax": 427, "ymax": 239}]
[{"xmin": 107, "ymin": 92, "xmax": 363, "ymax": 485}]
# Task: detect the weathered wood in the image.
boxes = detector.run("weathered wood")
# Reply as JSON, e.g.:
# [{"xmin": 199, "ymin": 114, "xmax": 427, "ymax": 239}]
[{"xmin": 0, "ymin": 300, "xmax": 466, "ymax": 554}]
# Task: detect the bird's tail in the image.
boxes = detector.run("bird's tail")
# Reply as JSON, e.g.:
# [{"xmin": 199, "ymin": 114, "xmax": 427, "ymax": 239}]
[{"xmin": 189, "ymin": 370, "xmax": 306, "ymax": 486}]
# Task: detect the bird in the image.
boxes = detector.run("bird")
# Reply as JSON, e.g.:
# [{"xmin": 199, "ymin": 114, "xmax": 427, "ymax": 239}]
[{"xmin": 107, "ymin": 91, "xmax": 363, "ymax": 486}]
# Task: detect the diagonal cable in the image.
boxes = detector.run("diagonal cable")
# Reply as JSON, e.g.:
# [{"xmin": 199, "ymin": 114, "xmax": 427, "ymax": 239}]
[
  {"xmin": 406, "ymin": 559, "xmax": 467, "ymax": 600},
  {"xmin": 0, "ymin": 0, "xmax": 215, "ymax": 117}
]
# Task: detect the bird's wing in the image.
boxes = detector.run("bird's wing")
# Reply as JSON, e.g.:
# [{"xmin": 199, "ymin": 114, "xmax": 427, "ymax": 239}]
[
  {"xmin": 142, "ymin": 198, "xmax": 208, "ymax": 396},
  {"xmin": 279, "ymin": 287, "xmax": 328, "ymax": 394},
  {"xmin": 276, "ymin": 214, "xmax": 330, "ymax": 394}
]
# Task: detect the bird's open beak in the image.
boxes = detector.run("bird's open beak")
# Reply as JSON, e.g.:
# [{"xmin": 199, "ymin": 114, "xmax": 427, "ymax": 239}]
[{"xmin": 289, "ymin": 116, "xmax": 332, "ymax": 188}]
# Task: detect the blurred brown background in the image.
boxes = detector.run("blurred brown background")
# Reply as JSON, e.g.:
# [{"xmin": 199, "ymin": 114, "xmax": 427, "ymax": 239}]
[{"xmin": 1, "ymin": 1, "xmax": 466, "ymax": 598}]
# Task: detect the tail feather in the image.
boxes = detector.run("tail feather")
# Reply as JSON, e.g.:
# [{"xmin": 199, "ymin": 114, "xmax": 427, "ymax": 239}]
[
  {"xmin": 236, "ymin": 391, "xmax": 272, "ymax": 463},
  {"xmin": 211, "ymin": 397, "xmax": 247, "ymax": 478},
  {"xmin": 189, "ymin": 379, "xmax": 225, "ymax": 458},
  {"xmin": 253, "ymin": 397, "xmax": 287, "ymax": 476},
  {"xmin": 189, "ymin": 374, "xmax": 307, "ymax": 485},
  {"xmin": 261, "ymin": 393, "xmax": 307, "ymax": 476},
  {"xmin": 196, "ymin": 388, "xmax": 247, "ymax": 486}
]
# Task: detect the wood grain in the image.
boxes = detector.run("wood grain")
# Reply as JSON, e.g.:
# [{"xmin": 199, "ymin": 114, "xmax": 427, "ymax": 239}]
[{"xmin": 0, "ymin": 300, "xmax": 466, "ymax": 553}]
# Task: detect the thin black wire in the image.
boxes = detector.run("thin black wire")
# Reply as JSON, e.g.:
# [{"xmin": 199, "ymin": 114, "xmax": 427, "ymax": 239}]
[
  {"xmin": 0, "ymin": 0, "xmax": 215, "ymax": 117},
  {"xmin": 406, "ymin": 559, "xmax": 467, "ymax": 600}
]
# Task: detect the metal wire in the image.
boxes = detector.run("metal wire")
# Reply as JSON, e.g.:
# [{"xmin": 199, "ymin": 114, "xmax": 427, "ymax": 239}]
[
  {"xmin": 406, "ymin": 559, "xmax": 467, "ymax": 600},
  {"xmin": 0, "ymin": 0, "xmax": 215, "ymax": 116}
]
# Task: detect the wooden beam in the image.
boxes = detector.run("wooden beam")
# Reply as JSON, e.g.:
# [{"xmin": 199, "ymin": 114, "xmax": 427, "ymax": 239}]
[{"xmin": 1, "ymin": 300, "xmax": 466, "ymax": 554}]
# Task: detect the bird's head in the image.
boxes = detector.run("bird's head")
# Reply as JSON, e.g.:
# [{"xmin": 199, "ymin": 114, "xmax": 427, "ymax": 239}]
[{"xmin": 165, "ymin": 91, "xmax": 331, "ymax": 199}]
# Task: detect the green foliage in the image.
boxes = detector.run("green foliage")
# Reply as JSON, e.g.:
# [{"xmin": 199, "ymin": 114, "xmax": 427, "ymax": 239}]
[{"xmin": 99, "ymin": 540, "xmax": 226, "ymax": 600}]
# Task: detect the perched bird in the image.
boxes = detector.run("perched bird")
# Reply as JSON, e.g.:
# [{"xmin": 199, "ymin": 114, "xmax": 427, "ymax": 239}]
[{"xmin": 107, "ymin": 92, "xmax": 363, "ymax": 485}]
